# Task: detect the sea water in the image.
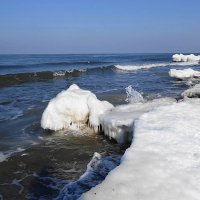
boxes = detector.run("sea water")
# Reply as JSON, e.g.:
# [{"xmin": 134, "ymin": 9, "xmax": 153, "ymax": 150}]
[{"xmin": 0, "ymin": 53, "xmax": 199, "ymax": 199}]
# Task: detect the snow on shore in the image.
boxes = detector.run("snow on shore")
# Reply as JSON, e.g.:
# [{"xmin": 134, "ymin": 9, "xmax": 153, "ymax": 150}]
[
  {"xmin": 169, "ymin": 68, "xmax": 200, "ymax": 79},
  {"xmin": 80, "ymin": 99, "xmax": 200, "ymax": 200},
  {"xmin": 172, "ymin": 54, "xmax": 200, "ymax": 62},
  {"xmin": 100, "ymin": 97, "xmax": 176, "ymax": 144}
]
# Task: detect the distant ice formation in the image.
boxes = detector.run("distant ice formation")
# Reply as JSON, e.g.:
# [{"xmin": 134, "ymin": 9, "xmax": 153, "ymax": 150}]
[
  {"xmin": 182, "ymin": 84, "xmax": 200, "ymax": 98},
  {"xmin": 81, "ymin": 98, "xmax": 200, "ymax": 200},
  {"xmin": 172, "ymin": 54, "xmax": 200, "ymax": 62},
  {"xmin": 169, "ymin": 68, "xmax": 200, "ymax": 79},
  {"xmin": 41, "ymin": 84, "xmax": 113, "ymax": 132}
]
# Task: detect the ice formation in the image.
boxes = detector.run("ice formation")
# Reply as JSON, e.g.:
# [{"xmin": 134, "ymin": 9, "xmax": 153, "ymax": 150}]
[
  {"xmin": 172, "ymin": 54, "xmax": 200, "ymax": 62},
  {"xmin": 125, "ymin": 85, "xmax": 144, "ymax": 103},
  {"xmin": 169, "ymin": 68, "xmax": 200, "ymax": 80},
  {"xmin": 81, "ymin": 99, "xmax": 200, "ymax": 200},
  {"xmin": 41, "ymin": 84, "xmax": 113, "ymax": 132},
  {"xmin": 100, "ymin": 97, "xmax": 176, "ymax": 144},
  {"xmin": 182, "ymin": 84, "xmax": 200, "ymax": 98}
]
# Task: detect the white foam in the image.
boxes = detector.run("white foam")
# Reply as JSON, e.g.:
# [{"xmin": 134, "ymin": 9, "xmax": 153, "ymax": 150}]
[
  {"xmin": 0, "ymin": 152, "xmax": 9, "ymax": 162},
  {"xmin": 172, "ymin": 54, "xmax": 200, "ymax": 62},
  {"xmin": 100, "ymin": 97, "xmax": 176, "ymax": 144},
  {"xmin": 41, "ymin": 84, "xmax": 113, "ymax": 132},
  {"xmin": 81, "ymin": 99, "xmax": 200, "ymax": 200},
  {"xmin": 169, "ymin": 68, "xmax": 200, "ymax": 80},
  {"xmin": 115, "ymin": 63, "xmax": 168, "ymax": 71},
  {"xmin": 182, "ymin": 84, "xmax": 200, "ymax": 98},
  {"xmin": 115, "ymin": 61, "xmax": 199, "ymax": 71},
  {"xmin": 0, "ymin": 147, "xmax": 25, "ymax": 163},
  {"xmin": 53, "ymin": 71, "xmax": 66, "ymax": 77}
]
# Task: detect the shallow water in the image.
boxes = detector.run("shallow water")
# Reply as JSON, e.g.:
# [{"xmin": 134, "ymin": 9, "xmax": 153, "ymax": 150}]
[
  {"xmin": 0, "ymin": 53, "xmax": 200, "ymax": 199},
  {"xmin": 0, "ymin": 130, "xmax": 127, "ymax": 199}
]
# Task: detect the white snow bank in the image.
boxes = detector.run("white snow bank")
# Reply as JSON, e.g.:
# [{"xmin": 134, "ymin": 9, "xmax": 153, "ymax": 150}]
[
  {"xmin": 81, "ymin": 99, "xmax": 200, "ymax": 200},
  {"xmin": 169, "ymin": 68, "xmax": 200, "ymax": 80},
  {"xmin": 100, "ymin": 97, "xmax": 176, "ymax": 144},
  {"xmin": 182, "ymin": 84, "xmax": 200, "ymax": 98},
  {"xmin": 41, "ymin": 84, "xmax": 113, "ymax": 132},
  {"xmin": 172, "ymin": 54, "xmax": 200, "ymax": 62}
]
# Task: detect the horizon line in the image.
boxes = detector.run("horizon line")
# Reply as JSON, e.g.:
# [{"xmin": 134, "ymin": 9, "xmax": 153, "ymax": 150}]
[{"xmin": 0, "ymin": 52, "xmax": 199, "ymax": 55}]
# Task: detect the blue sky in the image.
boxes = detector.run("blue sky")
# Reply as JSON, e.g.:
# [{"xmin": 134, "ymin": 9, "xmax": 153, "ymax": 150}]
[{"xmin": 0, "ymin": 0, "xmax": 200, "ymax": 54}]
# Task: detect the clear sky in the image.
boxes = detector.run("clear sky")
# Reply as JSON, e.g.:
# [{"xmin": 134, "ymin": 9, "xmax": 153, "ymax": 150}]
[{"xmin": 0, "ymin": 0, "xmax": 200, "ymax": 54}]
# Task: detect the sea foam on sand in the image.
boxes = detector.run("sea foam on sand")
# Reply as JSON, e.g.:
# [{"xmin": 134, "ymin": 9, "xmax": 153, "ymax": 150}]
[{"xmin": 80, "ymin": 98, "xmax": 200, "ymax": 200}]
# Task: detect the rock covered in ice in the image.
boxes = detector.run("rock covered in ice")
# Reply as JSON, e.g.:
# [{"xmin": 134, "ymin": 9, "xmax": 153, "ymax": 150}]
[
  {"xmin": 169, "ymin": 68, "xmax": 200, "ymax": 80},
  {"xmin": 172, "ymin": 54, "xmax": 200, "ymax": 62},
  {"xmin": 182, "ymin": 84, "xmax": 200, "ymax": 98},
  {"xmin": 81, "ymin": 99, "xmax": 200, "ymax": 200},
  {"xmin": 100, "ymin": 97, "xmax": 176, "ymax": 144},
  {"xmin": 41, "ymin": 84, "xmax": 113, "ymax": 131}
]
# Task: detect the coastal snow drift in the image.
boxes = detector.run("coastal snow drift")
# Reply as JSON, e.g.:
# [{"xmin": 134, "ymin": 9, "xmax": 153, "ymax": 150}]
[
  {"xmin": 172, "ymin": 54, "xmax": 200, "ymax": 62},
  {"xmin": 41, "ymin": 84, "xmax": 113, "ymax": 132},
  {"xmin": 80, "ymin": 99, "xmax": 200, "ymax": 200},
  {"xmin": 100, "ymin": 97, "xmax": 176, "ymax": 144},
  {"xmin": 169, "ymin": 68, "xmax": 200, "ymax": 80},
  {"xmin": 182, "ymin": 84, "xmax": 200, "ymax": 98}
]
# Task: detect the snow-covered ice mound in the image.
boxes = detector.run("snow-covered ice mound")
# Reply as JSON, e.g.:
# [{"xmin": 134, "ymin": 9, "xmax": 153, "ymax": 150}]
[
  {"xmin": 80, "ymin": 99, "xmax": 200, "ymax": 200},
  {"xmin": 100, "ymin": 97, "xmax": 176, "ymax": 144},
  {"xmin": 182, "ymin": 84, "xmax": 200, "ymax": 98},
  {"xmin": 172, "ymin": 54, "xmax": 200, "ymax": 62},
  {"xmin": 41, "ymin": 84, "xmax": 113, "ymax": 132},
  {"xmin": 169, "ymin": 68, "xmax": 200, "ymax": 80}
]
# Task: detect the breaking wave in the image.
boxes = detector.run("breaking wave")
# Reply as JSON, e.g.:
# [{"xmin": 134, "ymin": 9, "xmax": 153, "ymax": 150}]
[
  {"xmin": 1, "ymin": 61, "xmax": 199, "ymax": 88},
  {"xmin": 114, "ymin": 62, "xmax": 199, "ymax": 71},
  {"xmin": 0, "ymin": 69, "xmax": 86, "ymax": 88},
  {"xmin": 0, "ymin": 66, "xmax": 114, "ymax": 88}
]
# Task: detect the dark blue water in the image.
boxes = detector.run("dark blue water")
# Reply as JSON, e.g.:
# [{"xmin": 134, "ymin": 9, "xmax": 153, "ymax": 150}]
[{"xmin": 0, "ymin": 54, "xmax": 199, "ymax": 199}]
